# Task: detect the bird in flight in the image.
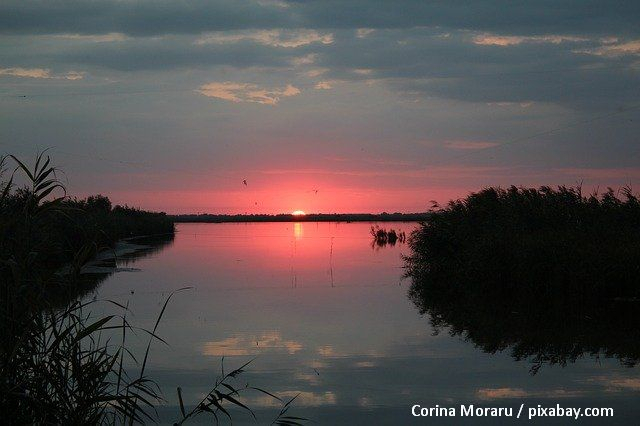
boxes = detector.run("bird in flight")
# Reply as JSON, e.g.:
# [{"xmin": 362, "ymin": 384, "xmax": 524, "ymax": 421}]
[{"xmin": 243, "ymin": 179, "xmax": 247, "ymax": 186}]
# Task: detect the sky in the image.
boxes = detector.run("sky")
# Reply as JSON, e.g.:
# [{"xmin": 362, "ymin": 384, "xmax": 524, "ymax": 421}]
[{"xmin": 1, "ymin": 0, "xmax": 639, "ymax": 214}]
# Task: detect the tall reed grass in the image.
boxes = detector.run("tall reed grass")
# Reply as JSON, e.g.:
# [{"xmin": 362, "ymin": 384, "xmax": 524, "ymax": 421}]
[
  {"xmin": 0, "ymin": 153, "xmax": 307, "ymax": 424},
  {"xmin": 406, "ymin": 185, "xmax": 640, "ymax": 373}
]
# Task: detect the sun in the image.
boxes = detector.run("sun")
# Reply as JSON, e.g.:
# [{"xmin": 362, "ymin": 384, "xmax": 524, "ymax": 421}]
[{"xmin": 291, "ymin": 210, "xmax": 306, "ymax": 216}]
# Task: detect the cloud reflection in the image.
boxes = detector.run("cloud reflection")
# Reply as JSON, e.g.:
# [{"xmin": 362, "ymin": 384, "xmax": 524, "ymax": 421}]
[
  {"xmin": 202, "ymin": 331, "xmax": 303, "ymax": 356},
  {"xmin": 249, "ymin": 390, "xmax": 337, "ymax": 407}
]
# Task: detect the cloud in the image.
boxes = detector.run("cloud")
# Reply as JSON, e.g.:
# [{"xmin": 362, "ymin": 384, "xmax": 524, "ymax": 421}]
[
  {"xmin": 0, "ymin": 67, "xmax": 83, "ymax": 80},
  {"xmin": 1, "ymin": 2, "xmax": 639, "ymax": 113},
  {"xmin": 301, "ymin": 27, "xmax": 639, "ymax": 108},
  {"xmin": 0, "ymin": 67, "xmax": 52, "ymax": 78},
  {"xmin": 356, "ymin": 28, "xmax": 375, "ymax": 38},
  {"xmin": 473, "ymin": 34, "xmax": 587, "ymax": 46},
  {"xmin": 49, "ymin": 35, "xmax": 299, "ymax": 71},
  {"xmin": 578, "ymin": 39, "xmax": 640, "ymax": 57},
  {"xmin": 314, "ymin": 81, "xmax": 334, "ymax": 89},
  {"xmin": 291, "ymin": 53, "xmax": 318, "ymax": 66},
  {"xmin": 444, "ymin": 141, "xmax": 499, "ymax": 150},
  {"xmin": 0, "ymin": 0, "xmax": 290, "ymax": 36},
  {"xmin": 197, "ymin": 81, "xmax": 300, "ymax": 104},
  {"xmin": 196, "ymin": 29, "xmax": 333, "ymax": 47},
  {"xmin": 2, "ymin": 1, "xmax": 639, "ymax": 37},
  {"xmin": 306, "ymin": 68, "xmax": 329, "ymax": 77},
  {"xmin": 1, "ymin": 3, "xmax": 637, "ymax": 111},
  {"xmin": 352, "ymin": 68, "xmax": 373, "ymax": 75},
  {"xmin": 53, "ymin": 33, "xmax": 128, "ymax": 43},
  {"xmin": 486, "ymin": 101, "xmax": 533, "ymax": 107}
]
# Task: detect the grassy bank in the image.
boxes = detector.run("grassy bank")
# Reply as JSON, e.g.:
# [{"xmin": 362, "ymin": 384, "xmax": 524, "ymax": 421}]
[{"xmin": 405, "ymin": 185, "xmax": 640, "ymax": 372}]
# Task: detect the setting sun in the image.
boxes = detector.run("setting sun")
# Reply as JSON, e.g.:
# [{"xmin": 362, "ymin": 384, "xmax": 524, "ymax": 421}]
[{"xmin": 291, "ymin": 210, "xmax": 306, "ymax": 216}]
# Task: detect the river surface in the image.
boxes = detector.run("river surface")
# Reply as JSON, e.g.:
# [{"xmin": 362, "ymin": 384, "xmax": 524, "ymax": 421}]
[{"xmin": 89, "ymin": 222, "xmax": 640, "ymax": 425}]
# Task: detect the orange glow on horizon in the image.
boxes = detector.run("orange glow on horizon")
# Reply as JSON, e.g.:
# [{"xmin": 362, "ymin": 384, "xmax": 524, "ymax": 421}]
[
  {"xmin": 292, "ymin": 210, "xmax": 306, "ymax": 216},
  {"xmin": 105, "ymin": 185, "xmax": 459, "ymax": 215}
]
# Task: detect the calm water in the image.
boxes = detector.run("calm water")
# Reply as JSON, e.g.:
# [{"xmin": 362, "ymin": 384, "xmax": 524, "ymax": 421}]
[{"xmin": 89, "ymin": 222, "xmax": 640, "ymax": 425}]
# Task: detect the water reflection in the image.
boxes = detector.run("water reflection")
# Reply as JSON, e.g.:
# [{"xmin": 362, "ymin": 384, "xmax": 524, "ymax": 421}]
[
  {"xmin": 89, "ymin": 223, "xmax": 640, "ymax": 425},
  {"xmin": 407, "ymin": 258, "xmax": 640, "ymax": 374},
  {"xmin": 52, "ymin": 233, "xmax": 174, "ymax": 305},
  {"xmin": 202, "ymin": 331, "xmax": 304, "ymax": 356}
]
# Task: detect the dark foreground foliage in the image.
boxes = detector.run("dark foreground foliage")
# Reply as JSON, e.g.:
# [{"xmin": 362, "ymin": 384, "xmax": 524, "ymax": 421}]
[
  {"xmin": 406, "ymin": 186, "xmax": 640, "ymax": 373},
  {"xmin": 1, "ymin": 180, "xmax": 173, "ymax": 287},
  {"xmin": 0, "ymin": 154, "xmax": 307, "ymax": 424}
]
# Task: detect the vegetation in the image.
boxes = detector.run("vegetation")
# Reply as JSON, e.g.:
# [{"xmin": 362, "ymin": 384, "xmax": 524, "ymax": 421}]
[
  {"xmin": 0, "ymin": 153, "xmax": 307, "ymax": 424},
  {"xmin": 370, "ymin": 226, "xmax": 406, "ymax": 247},
  {"xmin": 2, "ymin": 178, "xmax": 172, "ymax": 278},
  {"xmin": 405, "ymin": 185, "xmax": 640, "ymax": 372}
]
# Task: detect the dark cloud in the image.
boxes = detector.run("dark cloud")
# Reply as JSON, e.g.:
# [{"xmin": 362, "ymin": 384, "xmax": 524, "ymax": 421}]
[
  {"xmin": 292, "ymin": 0, "xmax": 640, "ymax": 37},
  {"xmin": 2, "ymin": 1, "xmax": 638, "ymax": 109},
  {"xmin": 0, "ymin": 0, "xmax": 290, "ymax": 36},
  {"xmin": 61, "ymin": 39, "xmax": 300, "ymax": 71},
  {"xmin": 305, "ymin": 28, "xmax": 640, "ymax": 109},
  {"xmin": 1, "ymin": 1, "xmax": 639, "ymax": 37},
  {"xmin": 2, "ymin": 25, "xmax": 638, "ymax": 110}
]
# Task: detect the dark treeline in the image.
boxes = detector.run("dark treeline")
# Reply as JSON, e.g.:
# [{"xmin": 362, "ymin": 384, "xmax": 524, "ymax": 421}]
[
  {"xmin": 172, "ymin": 212, "xmax": 429, "ymax": 223},
  {"xmin": 405, "ymin": 185, "xmax": 640, "ymax": 372},
  {"xmin": 2, "ymin": 190, "xmax": 173, "ymax": 290}
]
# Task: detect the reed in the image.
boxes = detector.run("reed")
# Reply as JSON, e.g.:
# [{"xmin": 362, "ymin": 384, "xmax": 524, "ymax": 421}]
[
  {"xmin": 406, "ymin": 185, "xmax": 640, "ymax": 301},
  {"xmin": 405, "ymin": 185, "xmax": 640, "ymax": 372},
  {"xmin": 371, "ymin": 225, "xmax": 406, "ymax": 247},
  {"xmin": 0, "ymin": 153, "xmax": 307, "ymax": 424}
]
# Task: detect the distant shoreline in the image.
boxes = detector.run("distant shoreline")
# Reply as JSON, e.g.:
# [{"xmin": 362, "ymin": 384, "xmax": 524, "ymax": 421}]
[{"xmin": 170, "ymin": 213, "xmax": 429, "ymax": 223}]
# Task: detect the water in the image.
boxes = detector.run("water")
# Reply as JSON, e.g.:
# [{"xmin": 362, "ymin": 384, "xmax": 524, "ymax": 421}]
[{"xmin": 90, "ymin": 222, "xmax": 640, "ymax": 425}]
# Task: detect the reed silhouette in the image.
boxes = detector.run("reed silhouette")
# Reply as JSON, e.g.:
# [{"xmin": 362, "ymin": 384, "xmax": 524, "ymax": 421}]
[
  {"xmin": 405, "ymin": 185, "xmax": 640, "ymax": 373},
  {"xmin": 370, "ymin": 225, "xmax": 406, "ymax": 247},
  {"xmin": 0, "ymin": 153, "xmax": 307, "ymax": 425}
]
